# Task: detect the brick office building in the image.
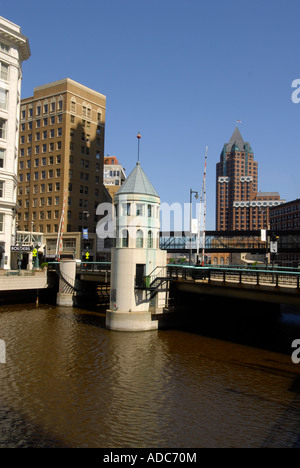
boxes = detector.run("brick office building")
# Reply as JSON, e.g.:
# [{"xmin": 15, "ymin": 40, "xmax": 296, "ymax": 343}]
[
  {"xmin": 269, "ymin": 199, "xmax": 300, "ymax": 267},
  {"xmin": 17, "ymin": 78, "xmax": 108, "ymax": 261},
  {"xmin": 216, "ymin": 127, "xmax": 285, "ymax": 231}
]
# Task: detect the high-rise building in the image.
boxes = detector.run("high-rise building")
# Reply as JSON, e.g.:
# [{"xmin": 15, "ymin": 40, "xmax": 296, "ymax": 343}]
[
  {"xmin": 0, "ymin": 16, "xmax": 30, "ymax": 269},
  {"xmin": 17, "ymin": 79, "xmax": 107, "ymax": 248},
  {"xmin": 216, "ymin": 127, "xmax": 285, "ymax": 231}
]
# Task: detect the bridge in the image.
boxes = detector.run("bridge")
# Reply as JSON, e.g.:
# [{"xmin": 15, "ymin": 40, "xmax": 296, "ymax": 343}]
[
  {"xmin": 1, "ymin": 262, "xmax": 299, "ymax": 309},
  {"xmin": 159, "ymin": 229, "xmax": 300, "ymax": 254},
  {"xmin": 164, "ymin": 264, "xmax": 300, "ymax": 307},
  {"xmin": 50, "ymin": 261, "xmax": 300, "ymax": 309}
]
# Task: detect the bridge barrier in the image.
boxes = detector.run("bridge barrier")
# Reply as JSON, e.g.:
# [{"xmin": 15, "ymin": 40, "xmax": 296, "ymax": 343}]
[{"xmin": 167, "ymin": 265, "xmax": 300, "ymax": 289}]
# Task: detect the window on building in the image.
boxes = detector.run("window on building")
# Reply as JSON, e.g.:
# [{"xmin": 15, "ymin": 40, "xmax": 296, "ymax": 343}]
[
  {"xmin": 136, "ymin": 229, "xmax": 144, "ymax": 248},
  {"xmin": 0, "ymin": 118, "xmax": 7, "ymax": 139},
  {"xmin": 71, "ymin": 99, "xmax": 76, "ymax": 113},
  {"xmin": 0, "ymin": 148, "xmax": 5, "ymax": 168},
  {"xmin": 122, "ymin": 229, "xmax": 129, "ymax": 248},
  {"xmin": 148, "ymin": 230, "xmax": 153, "ymax": 248},
  {"xmin": 0, "ymin": 42, "xmax": 9, "ymax": 53},
  {"xmin": 0, "ymin": 181, "xmax": 3, "ymax": 197},
  {"xmin": 136, "ymin": 203, "xmax": 143, "ymax": 216},
  {"xmin": 0, "ymin": 62, "xmax": 8, "ymax": 81},
  {"xmin": 122, "ymin": 203, "xmax": 131, "ymax": 216},
  {"xmin": 0, "ymin": 89, "xmax": 8, "ymax": 110}
]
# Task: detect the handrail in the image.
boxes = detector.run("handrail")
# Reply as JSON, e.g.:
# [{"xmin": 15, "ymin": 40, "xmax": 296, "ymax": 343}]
[{"xmin": 167, "ymin": 264, "xmax": 300, "ymax": 277}]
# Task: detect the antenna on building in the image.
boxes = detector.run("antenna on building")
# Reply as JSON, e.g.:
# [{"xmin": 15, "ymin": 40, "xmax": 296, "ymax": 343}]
[
  {"xmin": 197, "ymin": 146, "xmax": 208, "ymax": 266},
  {"xmin": 137, "ymin": 132, "xmax": 141, "ymax": 163}
]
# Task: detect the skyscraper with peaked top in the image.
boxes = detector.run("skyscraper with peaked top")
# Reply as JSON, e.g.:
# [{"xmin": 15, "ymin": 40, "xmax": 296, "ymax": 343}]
[{"xmin": 216, "ymin": 127, "xmax": 285, "ymax": 231}]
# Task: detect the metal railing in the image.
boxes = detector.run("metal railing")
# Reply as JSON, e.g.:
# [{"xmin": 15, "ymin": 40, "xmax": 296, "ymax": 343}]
[{"xmin": 167, "ymin": 265, "xmax": 300, "ymax": 290}]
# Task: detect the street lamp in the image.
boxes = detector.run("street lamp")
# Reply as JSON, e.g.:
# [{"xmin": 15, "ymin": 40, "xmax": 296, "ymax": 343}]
[{"xmin": 189, "ymin": 189, "xmax": 199, "ymax": 265}]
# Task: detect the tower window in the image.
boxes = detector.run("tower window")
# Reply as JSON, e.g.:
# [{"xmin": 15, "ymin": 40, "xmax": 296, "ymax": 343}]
[
  {"xmin": 147, "ymin": 230, "xmax": 153, "ymax": 248},
  {"xmin": 136, "ymin": 229, "xmax": 144, "ymax": 248},
  {"xmin": 122, "ymin": 229, "xmax": 129, "ymax": 248}
]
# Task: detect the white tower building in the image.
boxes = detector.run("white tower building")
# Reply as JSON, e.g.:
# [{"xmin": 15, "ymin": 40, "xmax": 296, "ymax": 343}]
[
  {"xmin": 0, "ymin": 17, "xmax": 30, "ymax": 268},
  {"xmin": 106, "ymin": 161, "xmax": 167, "ymax": 331}
]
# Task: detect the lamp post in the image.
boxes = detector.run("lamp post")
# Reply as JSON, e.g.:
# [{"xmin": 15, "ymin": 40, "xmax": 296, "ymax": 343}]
[{"xmin": 189, "ymin": 189, "xmax": 199, "ymax": 265}]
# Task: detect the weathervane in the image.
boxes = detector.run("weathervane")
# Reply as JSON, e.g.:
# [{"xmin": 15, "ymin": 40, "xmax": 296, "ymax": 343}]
[
  {"xmin": 237, "ymin": 120, "xmax": 242, "ymax": 126},
  {"xmin": 137, "ymin": 132, "xmax": 141, "ymax": 162}
]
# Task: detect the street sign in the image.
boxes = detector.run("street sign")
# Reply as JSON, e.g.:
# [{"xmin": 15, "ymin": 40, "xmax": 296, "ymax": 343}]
[
  {"xmin": 10, "ymin": 246, "xmax": 32, "ymax": 252},
  {"xmin": 85, "ymin": 252, "xmax": 90, "ymax": 260},
  {"xmin": 270, "ymin": 241, "xmax": 278, "ymax": 253},
  {"xmin": 261, "ymin": 229, "xmax": 267, "ymax": 242},
  {"xmin": 32, "ymin": 248, "xmax": 37, "ymax": 257},
  {"xmin": 191, "ymin": 219, "xmax": 198, "ymax": 234}
]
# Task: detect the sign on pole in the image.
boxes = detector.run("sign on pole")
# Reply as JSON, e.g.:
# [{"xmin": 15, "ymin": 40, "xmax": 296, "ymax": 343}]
[
  {"xmin": 191, "ymin": 219, "xmax": 198, "ymax": 234},
  {"xmin": 261, "ymin": 229, "xmax": 267, "ymax": 242}
]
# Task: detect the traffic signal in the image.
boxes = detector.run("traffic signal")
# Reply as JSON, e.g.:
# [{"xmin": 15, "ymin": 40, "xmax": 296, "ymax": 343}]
[{"xmin": 271, "ymin": 233, "xmax": 280, "ymax": 242}]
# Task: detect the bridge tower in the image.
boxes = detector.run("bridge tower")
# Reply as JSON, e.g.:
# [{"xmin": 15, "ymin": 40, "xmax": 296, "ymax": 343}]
[{"xmin": 106, "ymin": 160, "xmax": 167, "ymax": 331}]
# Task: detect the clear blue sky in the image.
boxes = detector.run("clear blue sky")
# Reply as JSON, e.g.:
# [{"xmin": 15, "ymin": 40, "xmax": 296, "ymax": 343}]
[{"xmin": 2, "ymin": 0, "xmax": 300, "ymax": 230}]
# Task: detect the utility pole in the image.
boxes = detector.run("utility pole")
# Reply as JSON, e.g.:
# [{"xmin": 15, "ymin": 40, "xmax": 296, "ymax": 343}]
[
  {"xmin": 197, "ymin": 146, "xmax": 208, "ymax": 266},
  {"xmin": 189, "ymin": 189, "xmax": 198, "ymax": 265}
]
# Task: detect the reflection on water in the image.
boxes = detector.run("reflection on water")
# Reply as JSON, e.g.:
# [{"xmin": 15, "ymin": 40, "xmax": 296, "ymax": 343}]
[{"xmin": 0, "ymin": 304, "xmax": 300, "ymax": 448}]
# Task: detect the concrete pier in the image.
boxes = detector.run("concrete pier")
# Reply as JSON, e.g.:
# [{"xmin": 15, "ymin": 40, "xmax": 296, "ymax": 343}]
[{"xmin": 56, "ymin": 259, "xmax": 77, "ymax": 307}]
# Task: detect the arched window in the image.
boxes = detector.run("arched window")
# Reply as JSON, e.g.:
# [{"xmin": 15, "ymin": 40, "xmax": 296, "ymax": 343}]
[
  {"xmin": 147, "ymin": 230, "xmax": 153, "ymax": 248},
  {"xmin": 136, "ymin": 229, "xmax": 143, "ymax": 248},
  {"xmin": 122, "ymin": 229, "xmax": 128, "ymax": 248}
]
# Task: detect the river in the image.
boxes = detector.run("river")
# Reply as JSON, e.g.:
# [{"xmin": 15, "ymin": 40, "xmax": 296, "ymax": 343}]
[{"xmin": 0, "ymin": 302, "xmax": 300, "ymax": 448}]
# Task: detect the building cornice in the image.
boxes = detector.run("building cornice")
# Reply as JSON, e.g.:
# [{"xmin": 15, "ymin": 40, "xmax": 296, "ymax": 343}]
[
  {"xmin": 0, "ymin": 17, "xmax": 30, "ymax": 62},
  {"xmin": 33, "ymin": 78, "xmax": 106, "ymax": 102}
]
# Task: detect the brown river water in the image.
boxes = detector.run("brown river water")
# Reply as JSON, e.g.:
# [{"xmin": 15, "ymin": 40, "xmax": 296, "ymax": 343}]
[{"xmin": 0, "ymin": 302, "xmax": 300, "ymax": 448}]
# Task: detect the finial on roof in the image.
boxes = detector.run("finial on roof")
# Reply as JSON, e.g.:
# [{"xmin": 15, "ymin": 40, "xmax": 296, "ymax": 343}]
[{"xmin": 137, "ymin": 132, "xmax": 141, "ymax": 163}]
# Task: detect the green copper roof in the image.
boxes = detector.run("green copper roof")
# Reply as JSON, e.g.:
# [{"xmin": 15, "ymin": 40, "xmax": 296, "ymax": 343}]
[{"xmin": 116, "ymin": 162, "xmax": 159, "ymax": 197}]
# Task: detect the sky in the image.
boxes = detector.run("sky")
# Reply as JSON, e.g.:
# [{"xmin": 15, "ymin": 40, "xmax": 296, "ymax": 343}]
[{"xmin": 1, "ymin": 0, "xmax": 300, "ymax": 230}]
